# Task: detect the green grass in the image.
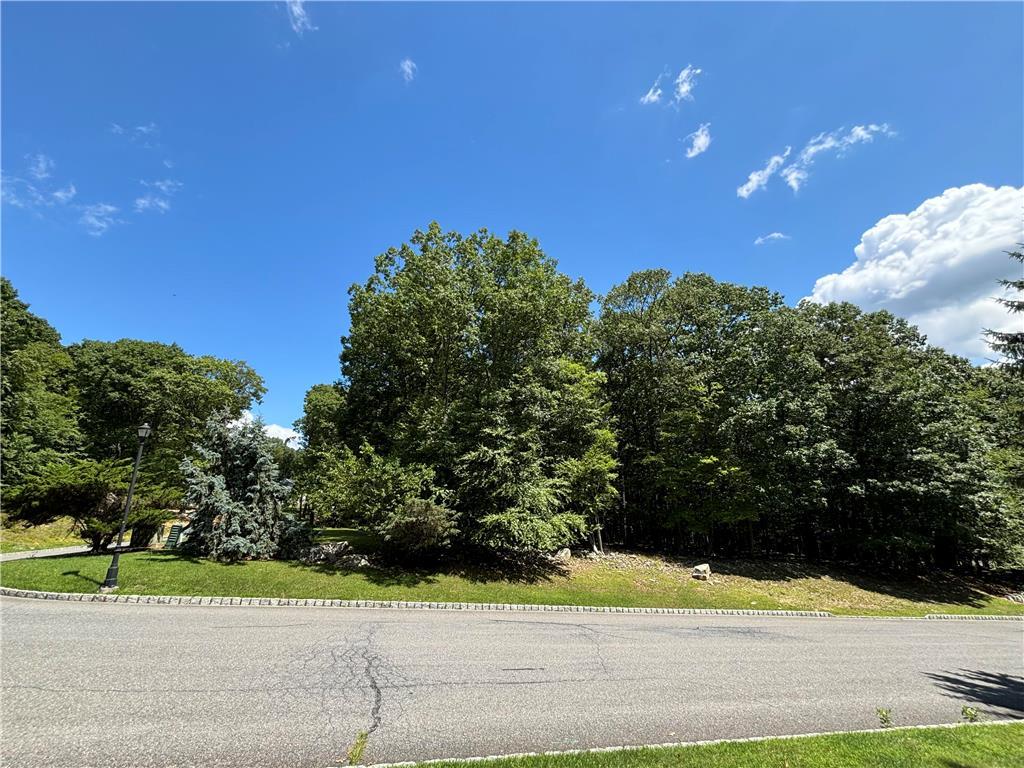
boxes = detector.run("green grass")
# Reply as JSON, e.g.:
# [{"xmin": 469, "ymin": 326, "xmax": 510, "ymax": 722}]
[
  {"xmin": 413, "ymin": 724, "xmax": 1024, "ymax": 767},
  {"xmin": 314, "ymin": 527, "xmax": 380, "ymax": 553},
  {"xmin": 0, "ymin": 516, "xmax": 81, "ymax": 553},
  {"xmin": 1, "ymin": 544, "xmax": 1020, "ymax": 616}
]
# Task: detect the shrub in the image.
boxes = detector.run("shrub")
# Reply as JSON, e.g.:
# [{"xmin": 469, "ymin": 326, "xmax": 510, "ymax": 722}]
[
  {"xmin": 382, "ymin": 497, "xmax": 458, "ymax": 553},
  {"xmin": 7, "ymin": 459, "xmax": 169, "ymax": 552}
]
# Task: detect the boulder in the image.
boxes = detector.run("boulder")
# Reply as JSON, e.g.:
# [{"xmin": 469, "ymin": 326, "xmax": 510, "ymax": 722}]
[
  {"xmin": 692, "ymin": 563, "xmax": 711, "ymax": 580},
  {"xmin": 554, "ymin": 548, "xmax": 572, "ymax": 561}
]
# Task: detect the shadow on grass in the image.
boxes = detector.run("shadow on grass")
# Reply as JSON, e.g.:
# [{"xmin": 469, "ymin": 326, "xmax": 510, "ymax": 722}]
[
  {"xmin": 703, "ymin": 557, "xmax": 1021, "ymax": 609},
  {"xmin": 58, "ymin": 569, "xmax": 102, "ymax": 590},
  {"xmin": 924, "ymin": 669, "xmax": 1024, "ymax": 715},
  {"xmin": 283, "ymin": 552, "xmax": 569, "ymax": 588}
]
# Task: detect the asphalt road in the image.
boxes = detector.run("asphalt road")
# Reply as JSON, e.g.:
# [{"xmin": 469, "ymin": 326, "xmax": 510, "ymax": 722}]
[{"xmin": 1, "ymin": 598, "xmax": 1021, "ymax": 767}]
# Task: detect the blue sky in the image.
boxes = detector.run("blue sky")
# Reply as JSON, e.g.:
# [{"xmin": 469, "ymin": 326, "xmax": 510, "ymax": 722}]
[{"xmin": 3, "ymin": 1, "xmax": 1022, "ymax": 437}]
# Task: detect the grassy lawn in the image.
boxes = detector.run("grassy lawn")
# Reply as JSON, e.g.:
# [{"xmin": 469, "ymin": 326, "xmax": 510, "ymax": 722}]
[
  {"xmin": 1, "ymin": 538, "xmax": 1020, "ymax": 616},
  {"xmin": 0, "ymin": 516, "xmax": 81, "ymax": 554},
  {"xmin": 412, "ymin": 724, "xmax": 1024, "ymax": 768}
]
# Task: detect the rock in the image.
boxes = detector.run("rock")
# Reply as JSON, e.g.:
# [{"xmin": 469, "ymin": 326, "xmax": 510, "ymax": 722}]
[
  {"xmin": 692, "ymin": 563, "xmax": 711, "ymax": 580},
  {"xmin": 554, "ymin": 548, "xmax": 572, "ymax": 561},
  {"xmin": 301, "ymin": 541, "xmax": 352, "ymax": 565}
]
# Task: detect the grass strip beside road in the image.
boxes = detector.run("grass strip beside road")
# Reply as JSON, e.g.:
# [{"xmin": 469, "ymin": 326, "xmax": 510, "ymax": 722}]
[
  {"xmin": 400, "ymin": 724, "xmax": 1024, "ymax": 768},
  {"xmin": 1, "ymin": 549, "xmax": 1021, "ymax": 617}
]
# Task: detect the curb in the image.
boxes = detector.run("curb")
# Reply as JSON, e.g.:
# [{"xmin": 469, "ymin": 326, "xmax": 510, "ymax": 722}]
[
  {"xmin": 2, "ymin": 587, "xmax": 1021, "ymax": 619},
  {"xmin": 356, "ymin": 720, "xmax": 1022, "ymax": 768},
  {"xmin": 924, "ymin": 613, "xmax": 1024, "ymax": 621},
  {"xmin": 0, "ymin": 587, "xmax": 832, "ymax": 616}
]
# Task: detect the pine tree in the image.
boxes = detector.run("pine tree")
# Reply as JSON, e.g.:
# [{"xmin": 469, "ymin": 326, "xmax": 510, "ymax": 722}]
[
  {"xmin": 988, "ymin": 248, "xmax": 1024, "ymax": 373},
  {"xmin": 181, "ymin": 414, "xmax": 292, "ymax": 561}
]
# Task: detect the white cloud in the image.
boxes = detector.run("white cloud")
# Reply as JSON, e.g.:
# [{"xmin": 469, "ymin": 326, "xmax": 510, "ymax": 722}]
[
  {"xmin": 781, "ymin": 124, "xmax": 893, "ymax": 193},
  {"xmin": 400, "ymin": 58, "xmax": 417, "ymax": 83},
  {"xmin": 286, "ymin": 0, "xmax": 316, "ymax": 36},
  {"xmin": 142, "ymin": 178, "xmax": 183, "ymax": 195},
  {"xmin": 51, "ymin": 183, "xmax": 77, "ymax": 204},
  {"xmin": 736, "ymin": 147, "xmax": 791, "ymax": 199},
  {"xmin": 684, "ymin": 123, "xmax": 712, "ymax": 159},
  {"xmin": 234, "ymin": 410, "xmax": 302, "ymax": 448},
  {"xmin": 163, "ymin": 159, "xmax": 174, "ymax": 169},
  {"xmin": 78, "ymin": 203, "xmax": 120, "ymax": 236},
  {"xmin": 134, "ymin": 195, "xmax": 171, "ymax": 214},
  {"xmin": 639, "ymin": 74, "xmax": 664, "ymax": 105},
  {"xmin": 672, "ymin": 64, "xmax": 702, "ymax": 104},
  {"xmin": 134, "ymin": 122, "xmax": 158, "ymax": 137},
  {"xmin": 754, "ymin": 232, "xmax": 790, "ymax": 246},
  {"xmin": 109, "ymin": 123, "xmax": 125, "ymax": 135},
  {"xmin": 808, "ymin": 183, "xmax": 1024, "ymax": 359},
  {"xmin": 26, "ymin": 154, "xmax": 54, "ymax": 180}
]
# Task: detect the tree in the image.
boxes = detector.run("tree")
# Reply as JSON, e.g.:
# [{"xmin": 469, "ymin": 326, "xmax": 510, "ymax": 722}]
[
  {"xmin": 295, "ymin": 383, "xmax": 346, "ymax": 453},
  {"xmin": 8, "ymin": 459, "xmax": 166, "ymax": 552},
  {"xmin": 987, "ymin": 247, "xmax": 1024, "ymax": 373},
  {"xmin": 0, "ymin": 278, "xmax": 81, "ymax": 490},
  {"xmin": 68, "ymin": 339, "xmax": 265, "ymax": 485},
  {"xmin": 181, "ymin": 414, "xmax": 299, "ymax": 562},
  {"xmin": 319, "ymin": 223, "xmax": 617, "ymax": 555}
]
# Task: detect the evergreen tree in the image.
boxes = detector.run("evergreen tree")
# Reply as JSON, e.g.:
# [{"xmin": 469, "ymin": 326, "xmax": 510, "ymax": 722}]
[
  {"xmin": 181, "ymin": 414, "xmax": 294, "ymax": 561},
  {"xmin": 987, "ymin": 247, "xmax": 1023, "ymax": 373}
]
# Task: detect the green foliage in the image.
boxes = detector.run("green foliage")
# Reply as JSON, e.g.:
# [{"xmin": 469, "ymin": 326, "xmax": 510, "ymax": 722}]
[
  {"xmin": 7, "ymin": 459, "xmax": 167, "ymax": 552},
  {"xmin": 68, "ymin": 338, "xmax": 265, "ymax": 485},
  {"xmin": 987, "ymin": 247, "xmax": 1023, "ymax": 372},
  {"xmin": 181, "ymin": 414, "xmax": 299, "ymax": 562},
  {"xmin": 876, "ymin": 708, "xmax": 893, "ymax": 728},
  {"xmin": 315, "ymin": 223, "xmax": 617, "ymax": 555},
  {"xmin": 961, "ymin": 705, "xmax": 979, "ymax": 723},
  {"xmin": 0, "ymin": 278, "xmax": 82, "ymax": 489}
]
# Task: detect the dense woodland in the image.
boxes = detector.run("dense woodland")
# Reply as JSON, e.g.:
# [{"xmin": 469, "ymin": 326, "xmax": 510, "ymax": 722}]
[{"xmin": 2, "ymin": 228, "xmax": 1022, "ymax": 571}]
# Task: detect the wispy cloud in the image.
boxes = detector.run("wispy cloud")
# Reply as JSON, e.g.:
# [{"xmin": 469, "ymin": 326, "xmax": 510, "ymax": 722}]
[
  {"xmin": 51, "ymin": 183, "xmax": 77, "ymax": 204},
  {"xmin": 26, "ymin": 153, "xmax": 55, "ymax": 180},
  {"xmin": 639, "ymin": 74, "xmax": 664, "ymax": 105},
  {"xmin": 781, "ymin": 124, "xmax": 894, "ymax": 193},
  {"xmin": 672, "ymin": 64, "xmax": 702, "ymax": 104},
  {"xmin": 736, "ymin": 124, "xmax": 892, "ymax": 199},
  {"xmin": 2, "ymin": 156, "xmax": 77, "ymax": 211},
  {"xmin": 109, "ymin": 123, "xmax": 125, "ymax": 135},
  {"xmin": 754, "ymin": 232, "xmax": 791, "ymax": 246},
  {"xmin": 737, "ymin": 147, "xmax": 791, "ymax": 199},
  {"xmin": 287, "ymin": 0, "xmax": 316, "ymax": 37},
  {"xmin": 142, "ymin": 178, "xmax": 183, "ymax": 195},
  {"xmin": 135, "ymin": 178, "xmax": 182, "ymax": 214},
  {"xmin": 79, "ymin": 203, "xmax": 120, "ymax": 236},
  {"xmin": 400, "ymin": 58, "xmax": 417, "ymax": 83},
  {"xmin": 684, "ymin": 123, "xmax": 712, "ymax": 159},
  {"xmin": 134, "ymin": 195, "xmax": 171, "ymax": 214}
]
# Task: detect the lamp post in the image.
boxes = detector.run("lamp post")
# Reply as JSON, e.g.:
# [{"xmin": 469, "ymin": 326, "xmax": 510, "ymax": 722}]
[{"xmin": 101, "ymin": 423, "xmax": 152, "ymax": 592}]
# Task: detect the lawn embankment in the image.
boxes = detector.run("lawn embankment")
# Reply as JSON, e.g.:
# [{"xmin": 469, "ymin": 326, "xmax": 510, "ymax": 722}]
[
  {"xmin": 1, "ymin": 542, "xmax": 1020, "ymax": 616},
  {"xmin": 0, "ymin": 516, "xmax": 81, "ymax": 554},
  {"xmin": 410, "ymin": 724, "xmax": 1024, "ymax": 768}
]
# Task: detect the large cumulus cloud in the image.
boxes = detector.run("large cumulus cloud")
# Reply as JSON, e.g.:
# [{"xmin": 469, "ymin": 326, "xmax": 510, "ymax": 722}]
[{"xmin": 809, "ymin": 183, "xmax": 1024, "ymax": 359}]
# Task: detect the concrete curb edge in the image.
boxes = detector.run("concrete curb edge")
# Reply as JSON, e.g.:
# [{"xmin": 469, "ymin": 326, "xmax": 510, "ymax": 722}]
[
  {"xmin": 0, "ymin": 586, "xmax": 835, "ymax": 616},
  {"xmin": 2, "ymin": 586, "xmax": 1021, "ymax": 619}
]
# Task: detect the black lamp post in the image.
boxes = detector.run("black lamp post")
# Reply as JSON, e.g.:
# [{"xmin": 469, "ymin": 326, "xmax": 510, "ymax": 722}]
[{"xmin": 101, "ymin": 423, "xmax": 152, "ymax": 591}]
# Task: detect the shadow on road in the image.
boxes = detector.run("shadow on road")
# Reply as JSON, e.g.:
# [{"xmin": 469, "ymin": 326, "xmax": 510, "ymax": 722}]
[{"xmin": 924, "ymin": 668, "xmax": 1024, "ymax": 715}]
